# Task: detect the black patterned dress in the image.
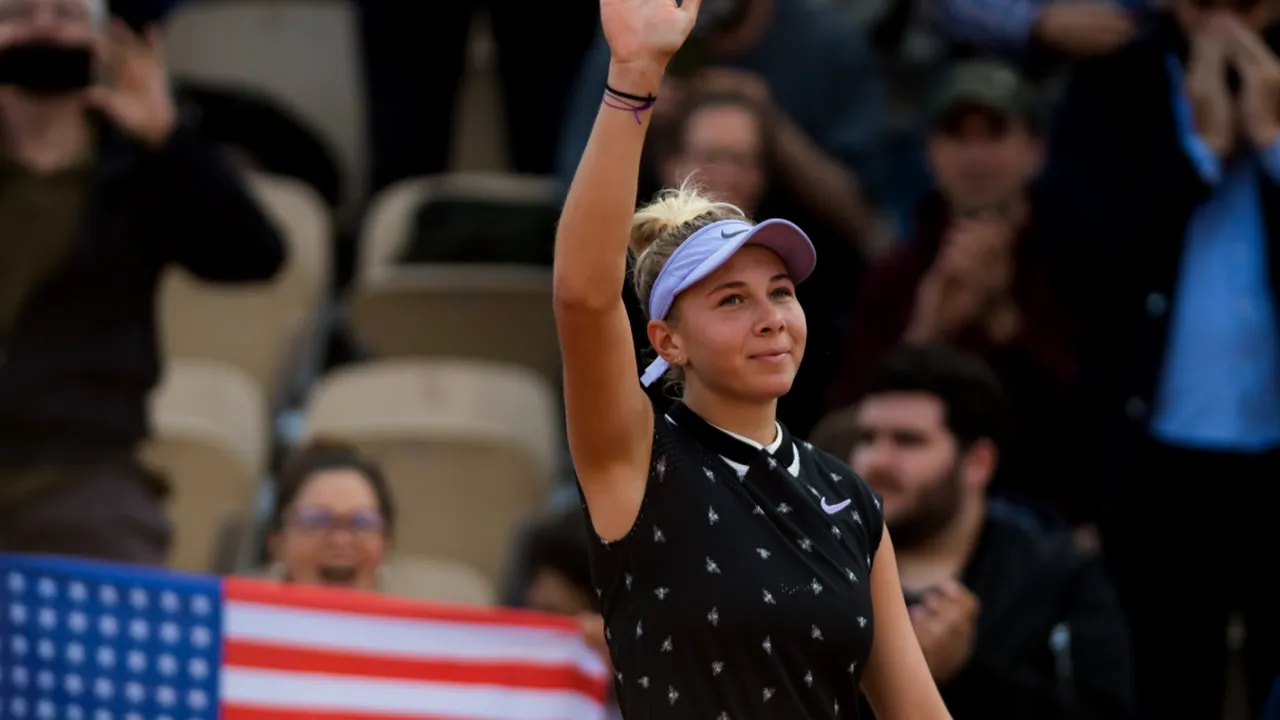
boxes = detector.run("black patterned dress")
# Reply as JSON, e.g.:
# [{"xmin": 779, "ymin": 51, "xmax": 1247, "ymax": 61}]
[{"xmin": 582, "ymin": 402, "xmax": 885, "ymax": 719}]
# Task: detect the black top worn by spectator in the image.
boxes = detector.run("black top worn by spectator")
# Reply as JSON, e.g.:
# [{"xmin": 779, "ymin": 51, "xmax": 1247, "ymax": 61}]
[
  {"xmin": 938, "ymin": 512, "xmax": 1132, "ymax": 720},
  {"xmin": 584, "ymin": 402, "xmax": 884, "ymax": 719},
  {"xmin": 176, "ymin": 81, "xmax": 342, "ymax": 208},
  {"xmin": 0, "ymin": 114, "xmax": 285, "ymax": 472},
  {"xmin": 858, "ymin": 511, "xmax": 1133, "ymax": 720}
]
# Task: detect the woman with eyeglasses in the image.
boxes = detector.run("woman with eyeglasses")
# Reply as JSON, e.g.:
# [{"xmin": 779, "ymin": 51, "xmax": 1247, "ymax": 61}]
[{"xmin": 266, "ymin": 441, "xmax": 395, "ymax": 590}]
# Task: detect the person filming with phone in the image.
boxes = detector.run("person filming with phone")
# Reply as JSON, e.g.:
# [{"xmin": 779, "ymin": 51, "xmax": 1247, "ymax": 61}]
[{"xmin": 0, "ymin": 0, "xmax": 284, "ymax": 564}]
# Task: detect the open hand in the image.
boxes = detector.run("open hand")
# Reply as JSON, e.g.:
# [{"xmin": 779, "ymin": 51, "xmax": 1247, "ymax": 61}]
[
  {"xmin": 1186, "ymin": 22, "xmax": 1237, "ymax": 157},
  {"xmin": 1220, "ymin": 15, "xmax": 1280, "ymax": 149},
  {"xmin": 1072, "ymin": 523, "xmax": 1102, "ymax": 556},
  {"xmin": 86, "ymin": 20, "xmax": 175, "ymax": 148},
  {"xmin": 906, "ymin": 218, "xmax": 1012, "ymax": 341},
  {"xmin": 1034, "ymin": 1, "xmax": 1135, "ymax": 57},
  {"xmin": 906, "ymin": 266, "xmax": 987, "ymax": 342},
  {"xmin": 910, "ymin": 580, "xmax": 979, "ymax": 683},
  {"xmin": 602, "ymin": 0, "xmax": 702, "ymax": 72},
  {"xmin": 948, "ymin": 216, "xmax": 1014, "ymax": 298}
]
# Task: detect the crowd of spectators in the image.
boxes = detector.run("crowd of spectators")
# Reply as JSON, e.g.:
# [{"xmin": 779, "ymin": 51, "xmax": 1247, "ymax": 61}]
[{"xmin": 1, "ymin": 0, "xmax": 1279, "ymax": 718}]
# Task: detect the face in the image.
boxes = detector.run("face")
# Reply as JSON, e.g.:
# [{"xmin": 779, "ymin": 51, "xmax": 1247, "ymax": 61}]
[
  {"xmin": 849, "ymin": 393, "xmax": 978, "ymax": 547},
  {"xmin": 524, "ymin": 568, "xmax": 595, "ymax": 617},
  {"xmin": 270, "ymin": 469, "xmax": 388, "ymax": 591},
  {"xmin": 928, "ymin": 109, "xmax": 1041, "ymax": 216},
  {"xmin": 1175, "ymin": 0, "xmax": 1276, "ymax": 33},
  {"xmin": 665, "ymin": 103, "xmax": 766, "ymax": 215},
  {"xmin": 0, "ymin": 0, "xmax": 98, "ymax": 41},
  {"xmin": 650, "ymin": 244, "xmax": 806, "ymax": 402}
]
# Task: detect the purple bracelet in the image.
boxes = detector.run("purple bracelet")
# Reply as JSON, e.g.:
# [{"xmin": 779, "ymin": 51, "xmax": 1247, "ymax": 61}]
[{"xmin": 603, "ymin": 90, "xmax": 656, "ymax": 124}]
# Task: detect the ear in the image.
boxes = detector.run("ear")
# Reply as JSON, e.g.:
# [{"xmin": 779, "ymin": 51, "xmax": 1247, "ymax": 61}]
[
  {"xmin": 646, "ymin": 318, "xmax": 685, "ymax": 365},
  {"xmin": 959, "ymin": 437, "xmax": 998, "ymax": 491}
]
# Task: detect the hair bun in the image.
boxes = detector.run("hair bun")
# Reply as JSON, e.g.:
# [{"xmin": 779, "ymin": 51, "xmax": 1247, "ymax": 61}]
[{"xmin": 629, "ymin": 180, "xmax": 741, "ymax": 256}]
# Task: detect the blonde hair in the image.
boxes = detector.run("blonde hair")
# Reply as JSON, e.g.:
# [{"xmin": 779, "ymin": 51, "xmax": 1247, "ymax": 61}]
[
  {"xmin": 629, "ymin": 180, "xmax": 748, "ymax": 392},
  {"xmin": 629, "ymin": 179, "xmax": 747, "ymax": 315}
]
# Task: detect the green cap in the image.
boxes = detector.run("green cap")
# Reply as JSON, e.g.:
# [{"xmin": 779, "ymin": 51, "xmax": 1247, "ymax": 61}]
[{"xmin": 930, "ymin": 59, "xmax": 1037, "ymax": 126}]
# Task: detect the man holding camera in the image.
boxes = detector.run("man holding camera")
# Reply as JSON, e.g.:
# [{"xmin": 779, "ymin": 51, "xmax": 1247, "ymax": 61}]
[{"xmin": 0, "ymin": 0, "xmax": 284, "ymax": 563}]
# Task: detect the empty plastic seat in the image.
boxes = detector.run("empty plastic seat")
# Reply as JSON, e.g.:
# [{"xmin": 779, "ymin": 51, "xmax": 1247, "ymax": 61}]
[
  {"xmin": 157, "ymin": 171, "xmax": 331, "ymax": 404},
  {"xmin": 358, "ymin": 173, "xmax": 560, "ymax": 269},
  {"xmin": 348, "ymin": 173, "xmax": 561, "ymax": 384},
  {"xmin": 303, "ymin": 359, "xmax": 558, "ymax": 583},
  {"xmin": 143, "ymin": 359, "xmax": 268, "ymax": 572},
  {"xmin": 347, "ymin": 263, "xmax": 560, "ymax": 388},
  {"xmin": 208, "ymin": 512, "xmax": 261, "ymax": 575},
  {"xmin": 380, "ymin": 554, "xmax": 497, "ymax": 606}
]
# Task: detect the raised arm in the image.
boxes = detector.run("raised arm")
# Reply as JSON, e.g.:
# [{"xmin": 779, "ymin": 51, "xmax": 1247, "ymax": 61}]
[
  {"xmin": 861, "ymin": 531, "xmax": 953, "ymax": 720},
  {"xmin": 86, "ymin": 19, "xmax": 283, "ymax": 282},
  {"xmin": 149, "ymin": 122, "xmax": 286, "ymax": 282},
  {"xmin": 552, "ymin": 0, "xmax": 700, "ymax": 541}
]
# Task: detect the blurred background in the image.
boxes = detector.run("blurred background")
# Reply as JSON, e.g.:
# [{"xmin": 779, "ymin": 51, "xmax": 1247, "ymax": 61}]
[{"xmin": 1, "ymin": 0, "xmax": 1279, "ymax": 718}]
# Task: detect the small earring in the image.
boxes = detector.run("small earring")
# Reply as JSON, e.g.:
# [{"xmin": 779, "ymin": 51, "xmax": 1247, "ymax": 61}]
[{"xmin": 671, "ymin": 356, "xmax": 684, "ymax": 366}]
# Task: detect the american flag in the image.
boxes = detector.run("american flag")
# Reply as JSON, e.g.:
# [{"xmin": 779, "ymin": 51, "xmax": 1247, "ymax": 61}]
[{"xmin": 0, "ymin": 553, "xmax": 610, "ymax": 720}]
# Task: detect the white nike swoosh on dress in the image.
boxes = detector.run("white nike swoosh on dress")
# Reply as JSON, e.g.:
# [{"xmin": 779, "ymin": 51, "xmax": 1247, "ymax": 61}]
[{"xmin": 820, "ymin": 498, "xmax": 851, "ymax": 514}]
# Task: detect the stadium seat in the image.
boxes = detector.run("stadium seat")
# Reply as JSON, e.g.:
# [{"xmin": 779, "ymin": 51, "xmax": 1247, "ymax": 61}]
[
  {"xmin": 144, "ymin": 359, "xmax": 269, "ymax": 572},
  {"xmin": 156, "ymin": 171, "xmax": 332, "ymax": 406},
  {"xmin": 348, "ymin": 173, "xmax": 561, "ymax": 386},
  {"xmin": 162, "ymin": 0, "xmax": 367, "ymax": 216},
  {"xmin": 346, "ymin": 263, "xmax": 560, "ymax": 388},
  {"xmin": 356, "ymin": 173, "xmax": 561, "ymax": 271},
  {"xmin": 209, "ymin": 512, "xmax": 261, "ymax": 576},
  {"xmin": 380, "ymin": 554, "xmax": 497, "ymax": 606},
  {"xmin": 302, "ymin": 359, "xmax": 559, "ymax": 583}
]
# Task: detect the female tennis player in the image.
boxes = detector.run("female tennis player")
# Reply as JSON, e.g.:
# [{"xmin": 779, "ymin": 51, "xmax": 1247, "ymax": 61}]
[{"xmin": 552, "ymin": 0, "xmax": 951, "ymax": 717}]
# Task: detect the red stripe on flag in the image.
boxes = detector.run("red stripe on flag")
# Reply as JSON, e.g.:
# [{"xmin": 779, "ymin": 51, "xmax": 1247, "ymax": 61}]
[
  {"xmin": 224, "ymin": 704, "xmax": 472, "ymax": 720},
  {"xmin": 224, "ymin": 577, "xmax": 581, "ymax": 632},
  {"xmin": 224, "ymin": 640, "xmax": 610, "ymax": 703}
]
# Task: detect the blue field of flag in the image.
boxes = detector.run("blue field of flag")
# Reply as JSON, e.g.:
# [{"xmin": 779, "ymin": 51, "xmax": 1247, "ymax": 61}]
[{"xmin": 0, "ymin": 553, "xmax": 225, "ymax": 720}]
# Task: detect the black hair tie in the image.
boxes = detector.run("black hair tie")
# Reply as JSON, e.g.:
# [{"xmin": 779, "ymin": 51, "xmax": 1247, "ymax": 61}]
[{"xmin": 605, "ymin": 83, "xmax": 657, "ymax": 103}]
